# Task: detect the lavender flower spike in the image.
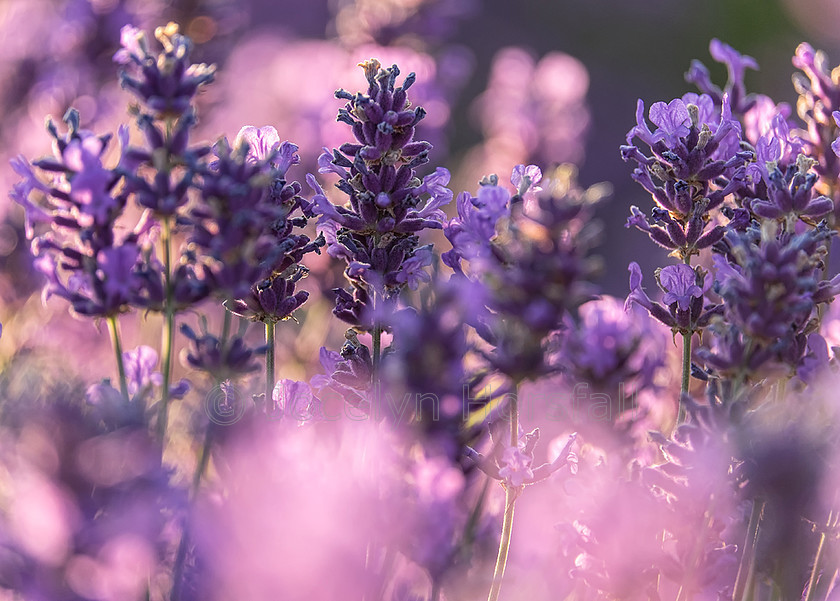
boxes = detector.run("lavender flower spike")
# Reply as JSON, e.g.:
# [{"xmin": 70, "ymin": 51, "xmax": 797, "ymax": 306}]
[
  {"xmin": 114, "ymin": 22, "xmax": 215, "ymax": 118},
  {"xmin": 314, "ymin": 58, "xmax": 453, "ymax": 327}
]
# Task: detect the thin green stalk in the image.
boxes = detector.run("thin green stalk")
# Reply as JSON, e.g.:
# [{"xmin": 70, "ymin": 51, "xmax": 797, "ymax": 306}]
[
  {"xmin": 487, "ymin": 394, "xmax": 521, "ymax": 601},
  {"xmin": 805, "ymin": 508, "xmax": 835, "ymax": 601},
  {"xmin": 678, "ymin": 330, "xmax": 691, "ymax": 424},
  {"xmin": 371, "ymin": 287, "xmax": 383, "ymax": 423},
  {"xmin": 362, "ymin": 290, "xmax": 383, "ymax": 601},
  {"xmin": 460, "ymin": 476, "xmax": 492, "ymax": 557},
  {"xmin": 371, "ymin": 285, "xmax": 382, "ymax": 375},
  {"xmin": 171, "ymin": 425, "xmax": 215, "ymax": 601},
  {"xmin": 677, "ymin": 252, "xmax": 693, "ymax": 425},
  {"xmin": 733, "ymin": 498, "xmax": 764, "ymax": 601},
  {"xmin": 221, "ymin": 309, "xmax": 232, "ymax": 342},
  {"xmin": 265, "ymin": 319, "xmax": 275, "ymax": 414},
  {"xmin": 775, "ymin": 378, "xmax": 787, "ymax": 404},
  {"xmin": 372, "ymin": 324, "xmax": 381, "ymax": 369},
  {"xmin": 157, "ymin": 216, "xmax": 175, "ymax": 442},
  {"xmin": 487, "ymin": 486, "xmax": 518, "ymax": 601},
  {"xmin": 107, "ymin": 315, "xmax": 129, "ymax": 400}
]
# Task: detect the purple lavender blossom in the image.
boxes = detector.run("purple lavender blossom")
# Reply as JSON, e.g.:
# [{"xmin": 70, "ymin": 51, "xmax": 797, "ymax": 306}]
[
  {"xmin": 114, "ymin": 23, "xmax": 215, "ymax": 118},
  {"xmin": 625, "ymin": 262, "xmax": 720, "ymax": 334},
  {"xmin": 659, "ymin": 264, "xmax": 708, "ymax": 311},
  {"xmin": 648, "ymin": 98, "xmax": 691, "ymax": 147},
  {"xmin": 557, "ymin": 295, "xmax": 666, "ymax": 400},
  {"xmin": 498, "ymin": 441, "xmax": 535, "ymax": 488},
  {"xmin": 123, "ymin": 345, "xmax": 162, "ymax": 397},
  {"xmin": 511, "ymin": 163, "xmax": 543, "ymax": 198},
  {"xmin": 271, "ymin": 379, "xmax": 322, "ymax": 423},
  {"xmin": 625, "ymin": 262, "xmax": 676, "ymax": 328},
  {"xmin": 121, "ymin": 345, "xmax": 189, "ymax": 403},
  {"xmin": 442, "ymin": 182, "xmax": 511, "ymax": 272},
  {"xmin": 746, "ymin": 156, "xmax": 833, "ymax": 223},
  {"xmin": 697, "ymin": 222, "xmax": 840, "ymax": 380},
  {"xmin": 685, "ymin": 38, "xmax": 759, "ymax": 115},
  {"xmin": 832, "ymin": 111, "xmax": 840, "ymax": 158},
  {"xmin": 311, "ymin": 335, "xmax": 374, "ymax": 412},
  {"xmin": 313, "ymin": 58, "xmax": 452, "ymax": 329},
  {"xmin": 10, "ymin": 111, "xmax": 152, "ymax": 317},
  {"xmin": 791, "ymin": 43, "xmax": 840, "ymax": 223},
  {"xmin": 190, "ymin": 131, "xmax": 322, "ymax": 304},
  {"xmin": 225, "ymin": 267, "xmax": 311, "ymax": 323},
  {"xmin": 447, "ymin": 165, "xmax": 603, "ymax": 382},
  {"xmin": 394, "ymin": 245, "xmax": 433, "ymax": 290},
  {"xmin": 382, "ymin": 275, "xmax": 493, "ymax": 449},
  {"xmin": 234, "ymin": 126, "xmax": 280, "ymax": 163},
  {"xmin": 622, "ymin": 92, "xmax": 750, "ymax": 261},
  {"xmin": 180, "ymin": 321, "xmax": 265, "ymax": 381}
]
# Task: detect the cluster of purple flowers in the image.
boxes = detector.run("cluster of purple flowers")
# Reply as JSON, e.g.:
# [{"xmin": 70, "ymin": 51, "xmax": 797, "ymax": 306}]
[
  {"xmin": 624, "ymin": 40, "xmax": 840, "ymax": 390},
  {"xmin": 610, "ymin": 38, "xmax": 840, "ymax": 601},
  {"xmin": 11, "ymin": 110, "xmax": 147, "ymax": 318},
  {"xmin": 443, "ymin": 164, "xmax": 604, "ymax": 382}
]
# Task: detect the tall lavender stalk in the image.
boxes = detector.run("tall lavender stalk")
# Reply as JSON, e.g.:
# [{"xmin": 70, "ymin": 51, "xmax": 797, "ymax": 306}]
[
  {"xmin": 114, "ymin": 22, "xmax": 215, "ymax": 439},
  {"xmin": 10, "ymin": 108, "xmax": 153, "ymax": 398},
  {"xmin": 311, "ymin": 58, "xmax": 453, "ymax": 408},
  {"xmin": 445, "ymin": 164, "xmax": 602, "ymax": 599},
  {"xmin": 107, "ymin": 315, "xmax": 129, "ymax": 400}
]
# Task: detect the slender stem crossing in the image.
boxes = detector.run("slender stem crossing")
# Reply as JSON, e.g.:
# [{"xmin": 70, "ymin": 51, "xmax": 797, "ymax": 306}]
[
  {"xmin": 265, "ymin": 319, "xmax": 275, "ymax": 413},
  {"xmin": 107, "ymin": 315, "xmax": 129, "ymax": 400},
  {"xmin": 157, "ymin": 216, "xmax": 175, "ymax": 442},
  {"xmin": 487, "ymin": 392, "xmax": 521, "ymax": 601}
]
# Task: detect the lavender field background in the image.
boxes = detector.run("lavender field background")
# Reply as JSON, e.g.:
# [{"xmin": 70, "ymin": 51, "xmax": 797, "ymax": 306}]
[{"xmin": 1, "ymin": 0, "xmax": 840, "ymax": 600}]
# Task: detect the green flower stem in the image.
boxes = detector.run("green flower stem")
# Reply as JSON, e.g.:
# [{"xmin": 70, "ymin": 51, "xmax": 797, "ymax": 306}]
[
  {"xmin": 733, "ymin": 498, "xmax": 765, "ymax": 601},
  {"xmin": 265, "ymin": 319, "xmax": 275, "ymax": 413},
  {"xmin": 171, "ymin": 424, "xmax": 215, "ymax": 601},
  {"xmin": 487, "ymin": 392, "xmax": 521, "ymax": 601},
  {"xmin": 678, "ymin": 330, "xmax": 691, "ymax": 423},
  {"xmin": 107, "ymin": 315, "xmax": 129, "ymax": 400},
  {"xmin": 804, "ymin": 508, "xmax": 836, "ymax": 601},
  {"xmin": 371, "ymin": 286, "xmax": 382, "ymax": 378},
  {"xmin": 372, "ymin": 323, "xmax": 382, "ymax": 372},
  {"xmin": 677, "ymin": 253, "xmax": 693, "ymax": 425},
  {"xmin": 361, "ymin": 292, "xmax": 383, "ymax": 601},
  {"xmin": 459, "ymin": 476, "xmax": 491, "ymax": 558},
  {"xmin": 488, "ymin": 486, "xmax": 518, "ymax": 601},
  {"xmin": 775, "ymin": 378, "xmax": 787, "ymax": 403},
  {"xmin": 171, "ymin": 315, "xmax": 230, "ymax": 601},
  {"xmin": 157, "ymin": 216, "xmax": 175, "ymax": 443}
]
